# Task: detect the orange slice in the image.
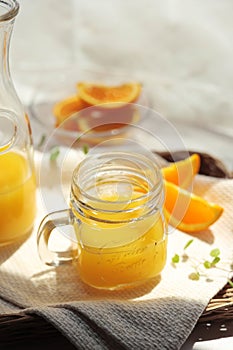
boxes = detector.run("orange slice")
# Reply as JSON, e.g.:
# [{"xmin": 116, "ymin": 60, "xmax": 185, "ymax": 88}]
[
  {"xmin": 53, "ymin": 95, "xmax": 89, "ymax": 126},
  {"xmin": 77, "ymin": 82, "xmax": 142, "ymax": 108},
  {"xmin": 164, "ymin": 180, "xmax": 223, "ymax": 233},
  {"xmin": 161, "ymin": 154, "xmax": 200, "ymax": 189}
]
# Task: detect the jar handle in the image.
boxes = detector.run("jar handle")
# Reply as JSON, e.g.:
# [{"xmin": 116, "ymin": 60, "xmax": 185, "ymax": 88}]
[{"xmin": 37, "ymin": 209, "xmax": 78, "ymax": 266}]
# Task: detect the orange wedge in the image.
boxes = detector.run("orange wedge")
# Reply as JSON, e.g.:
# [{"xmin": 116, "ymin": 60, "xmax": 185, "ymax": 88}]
[
  {"xmin": 77, "ymin": 82, "xmax": 142, "ymax": 108},
  {"xmin": 161, "ymin": 154, "xmax": 200, "ymax": 189},
  {"xmin": 53, "ymin": 95, "xmax": 89, "ymax": 126},
  {"xmin": 164, "ymin": 180, "xmax": 223, "ymax": 233}
]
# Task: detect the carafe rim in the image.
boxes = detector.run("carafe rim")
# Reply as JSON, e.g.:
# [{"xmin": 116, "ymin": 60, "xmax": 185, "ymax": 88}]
[{"xmin": 0, "ymin": 0, "xmax": 19, "ymax": 22}]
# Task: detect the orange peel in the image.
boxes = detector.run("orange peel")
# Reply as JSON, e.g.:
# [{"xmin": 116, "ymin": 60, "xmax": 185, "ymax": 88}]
[
  {"xmin": 164, "ymin": 180, "xmax": 223, "ymax": 233},
  {"xmin": 161, "ymin": 154, "xmax": 200, "ymax": 189},
  {"xmin": 53, "ymin": 95, "xmax": 89, "ymax": 126},
  {"xmin": 77, "ymin": 82, "xmax": 142, "ymax": 108}
]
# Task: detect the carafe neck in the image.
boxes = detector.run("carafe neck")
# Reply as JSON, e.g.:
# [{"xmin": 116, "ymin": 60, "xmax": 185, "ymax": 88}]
[
  {"xmin": 0, "ymin": 0, "xmax": 19, "ymax": 87},
  {"xmin": 0, "ymin": 19, "xmax": 14, "ymax": 90},
  {"xmin": 0, "ymin": 1, "xmax": 33, "ymax": 154}
]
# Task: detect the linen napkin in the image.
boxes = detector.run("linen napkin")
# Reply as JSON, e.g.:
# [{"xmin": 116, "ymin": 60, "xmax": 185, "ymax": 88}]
[{"xmin": 0, "ymin": 150, "xmax": 233, "ymax": 350}]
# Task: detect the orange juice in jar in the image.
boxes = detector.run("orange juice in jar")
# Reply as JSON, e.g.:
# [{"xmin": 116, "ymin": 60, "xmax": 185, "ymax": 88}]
[
  {"xmin": 38, "ymin": 152, "xmax": 167, "ymax": 290},
  {"xmin": 74, "ymin": 197, "xmax": 167, "ymax": 289}
]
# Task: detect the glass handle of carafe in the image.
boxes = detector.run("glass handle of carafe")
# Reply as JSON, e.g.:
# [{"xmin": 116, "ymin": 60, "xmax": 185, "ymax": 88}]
[{"xmin": 0, "ymin": 111, "xmax": 18, "ymax": 152}]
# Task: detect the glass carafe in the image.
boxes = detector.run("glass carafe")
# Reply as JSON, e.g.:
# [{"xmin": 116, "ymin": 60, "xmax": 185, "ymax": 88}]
[{"xmin": 0, "ymin": 0, "xmax": 36, "ymax": 245}]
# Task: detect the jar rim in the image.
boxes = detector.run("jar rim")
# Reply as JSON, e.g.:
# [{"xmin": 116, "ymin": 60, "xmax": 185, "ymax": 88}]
[
  {"xmin": 72, "ymin": 151, "xmax": 163, "ymax": 209},
  {"xmin": 0, "ymin": 0, "xmax": 19, "ymax": 22}
]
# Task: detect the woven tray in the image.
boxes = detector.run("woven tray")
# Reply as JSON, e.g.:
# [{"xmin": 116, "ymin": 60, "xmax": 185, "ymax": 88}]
[
  {"xmin": 200, "ymin": 279, "xmax": 233, "ymax": 323},
  {"xmin": 0, "ymin": 313, "xmax": 76, "ymax": 349}
]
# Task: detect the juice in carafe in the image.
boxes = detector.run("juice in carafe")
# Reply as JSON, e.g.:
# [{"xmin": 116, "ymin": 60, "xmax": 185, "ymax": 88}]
[{"xmin": 0, "ymin": 151, "xmax": 36, "ymax": 244}]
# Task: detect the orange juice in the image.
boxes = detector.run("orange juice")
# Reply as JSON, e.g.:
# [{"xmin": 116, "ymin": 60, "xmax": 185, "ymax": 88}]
[
  {"xmin": 0, "ymin": 151, "xmax": 36, "ymax": 244},
  {"xmin": 72, "ymin": 188, "xmax": 167, "ymax": 289},
  {"xmin": 37, "ymin": 152, "xmax": 167, "ymax": 289}
]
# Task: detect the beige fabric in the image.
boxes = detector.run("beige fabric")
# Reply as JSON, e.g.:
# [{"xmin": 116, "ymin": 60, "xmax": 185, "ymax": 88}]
[{"xmin": 0, "ymin": 151, "xmax": 233, "ymax": 349}]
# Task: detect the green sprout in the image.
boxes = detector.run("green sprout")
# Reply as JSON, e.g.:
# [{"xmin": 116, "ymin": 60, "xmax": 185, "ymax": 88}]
[
  {"xmin": 184, "ymin": 239, "xmax": 194, "ymax": 250},
  {"xmin": 82, "ymin": 144, "xmax": 89, "ymax": 154},
  {"xmin": 203, "ymin": 248, "xmax": 221, "ymax": 269},
  {"xmin": 228, "ymin": 279, "xmax": 233, "ymax": 288},
  {"xmin": 172, "ymin": 254, "xmax": 180, "ymax": 264},
  {"xmin": 50, "ymin": 146, "xmax": 60, "ymax": 161},
  {"xmin": 38, "ymin": 134, "xmax": 46, "ymax": 148},
  {"xmin": 171, "ymin": 238, "xmax": 223, "ymax": 282},
  {"xmin": 189, "ymin": 272, "xmax": 200, "ymax": 281}
]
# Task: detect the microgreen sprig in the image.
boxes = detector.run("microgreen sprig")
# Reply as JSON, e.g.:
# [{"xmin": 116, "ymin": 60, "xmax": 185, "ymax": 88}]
[
  {"xmin": 171, "ymin": 239, "xmax": 193, "ymax": 265},
  {"xmin": 50, "ymin": 146, "xmax": 60, "ymax": 161},
  {"xmin": 203, "ymin": 249, "xmax": 221, "ymax": 269},
  {"xmin": 172, "ymin": 254, "xmax": 180, "ymax": 264},
  {"xmin": 38, "ymin": 134, "xmax": 46, "ymax": 148},
  {"xmin": 82, "ymin": 144, "xmax": 89, "ymax": 154},
  {"xmin": 228, "ymin": 279, "xmax": 233, "ymax": 288},
  {"xmin": 189, "ymin": 272, "xmax": 200, "ymax": 281},
  {"xmin": 171, "ymin": 239, "xmax": 222, "ymax": 281},
  {"xmin": 184, "ymin": 239, "xmax": 194, "ymax": 250}
]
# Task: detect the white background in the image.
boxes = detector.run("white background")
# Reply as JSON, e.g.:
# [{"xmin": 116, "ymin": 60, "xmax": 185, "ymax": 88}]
[{"xmin": 11, "ymin": 0, "xmax": 233, "ymax": 129}]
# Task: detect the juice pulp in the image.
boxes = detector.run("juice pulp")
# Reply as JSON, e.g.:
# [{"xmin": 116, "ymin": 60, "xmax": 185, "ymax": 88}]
[
  {"xmin": 0, "ymin": 152, "xmax": 36, "ymax": 244},
  {"xmin": 73, "ymin": 187, "xmax": 167, "ymax": 289}
]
